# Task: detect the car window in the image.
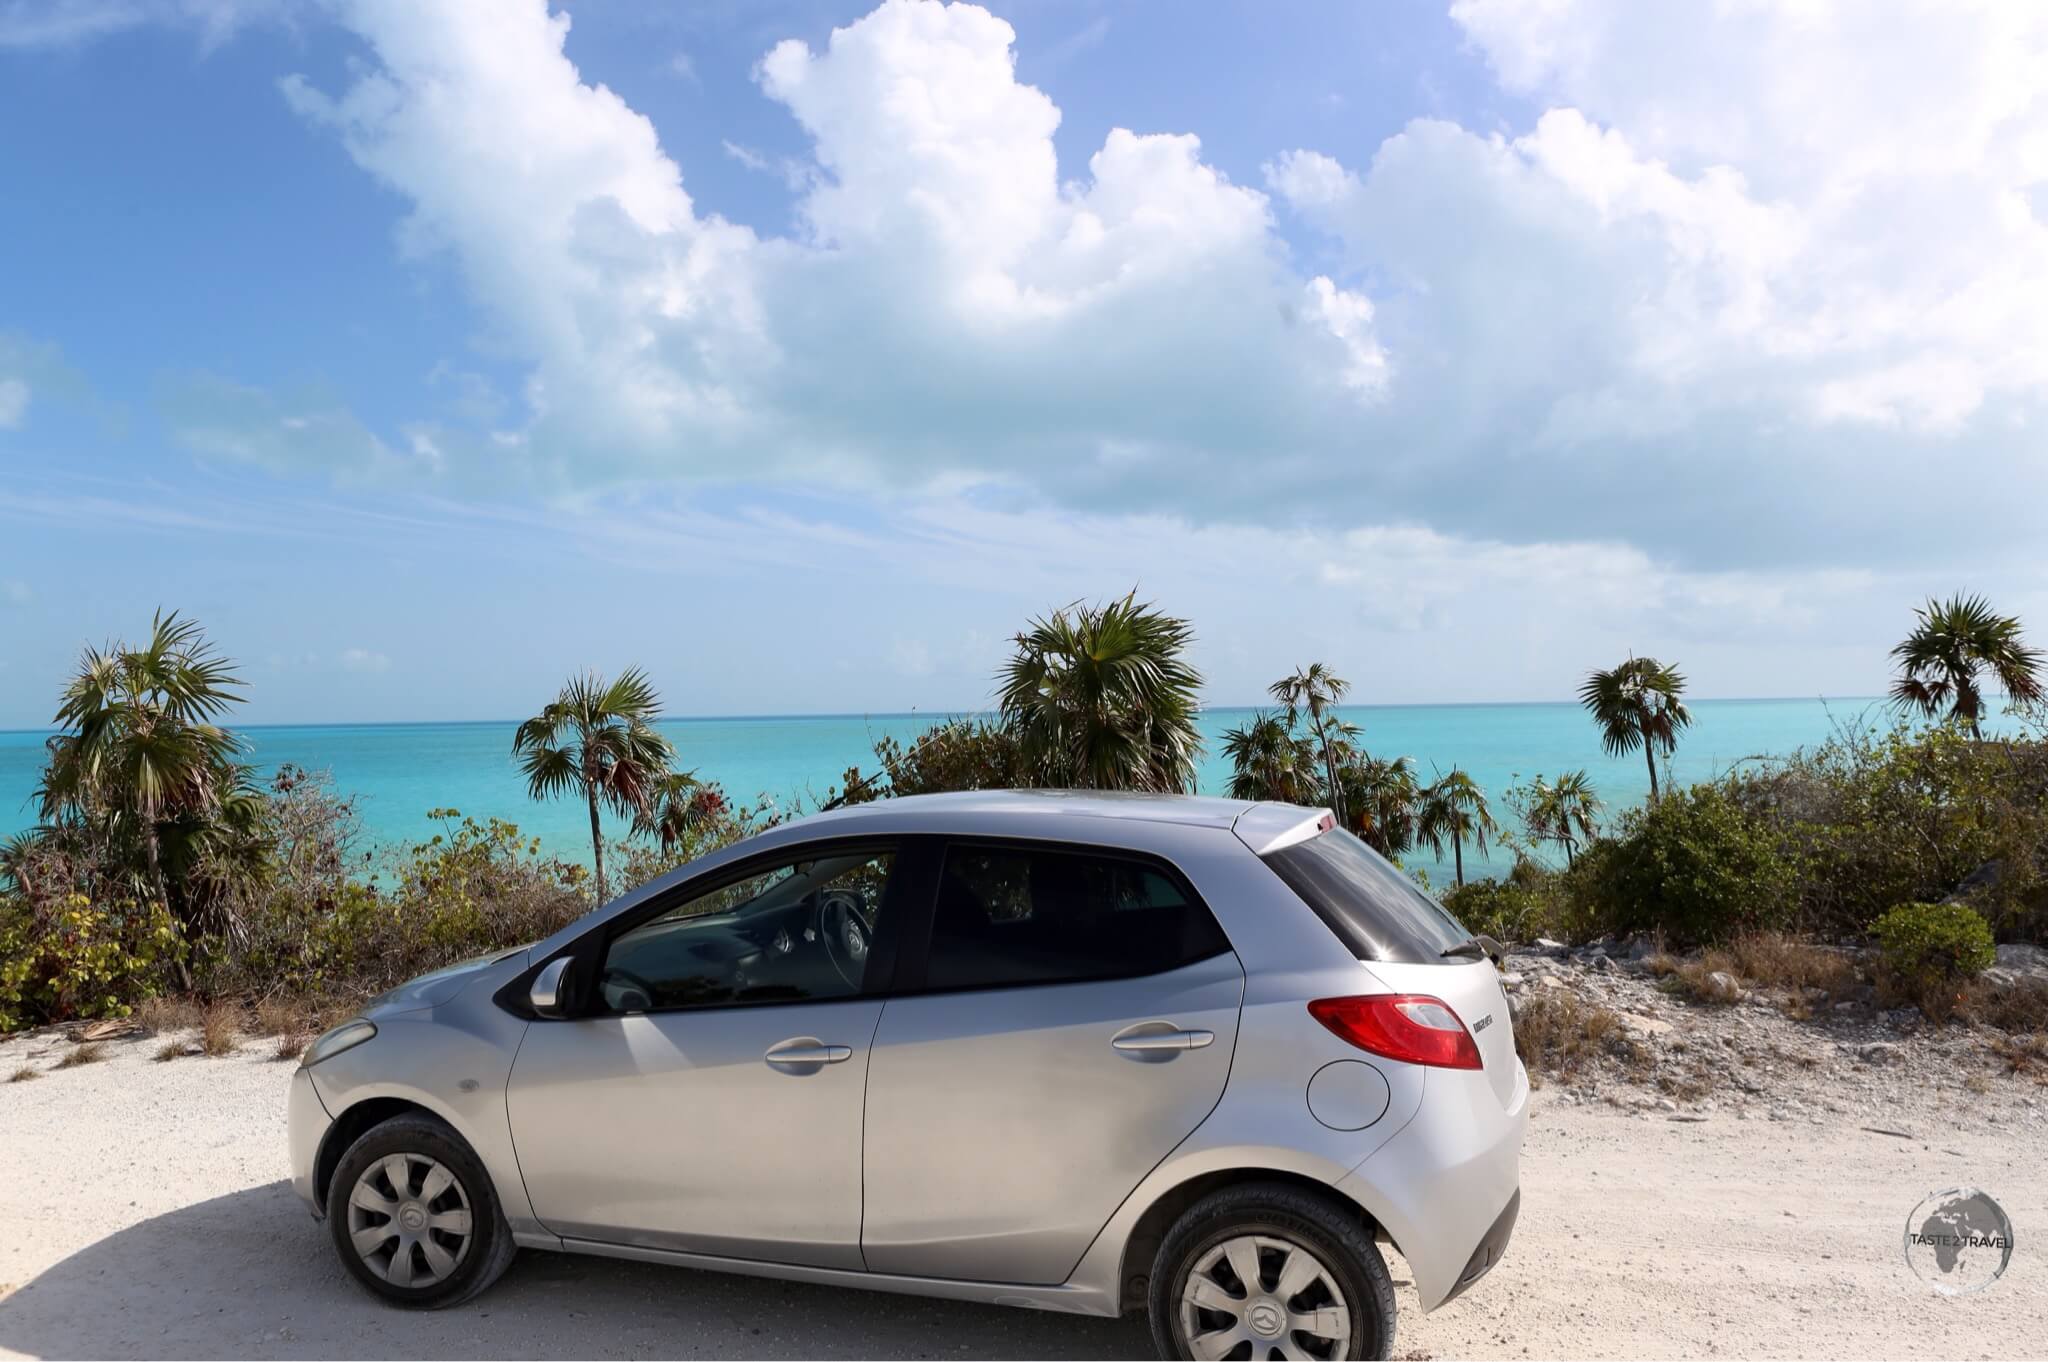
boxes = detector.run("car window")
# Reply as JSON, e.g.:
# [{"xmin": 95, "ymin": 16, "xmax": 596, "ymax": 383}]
[
  {"xmin": 924, "ymin": 844, "xmax": 1229, "ymax": 991},
  {"xmin": 599, "ymin": 848, "xmax": 894, "ymax": 1012},
  {"xmin": 1260, "ymin": 828, "xmax": 1471, "ymax": 963}
]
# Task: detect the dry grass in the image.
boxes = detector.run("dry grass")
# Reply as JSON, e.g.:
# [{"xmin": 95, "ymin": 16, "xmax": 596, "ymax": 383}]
[
  {"xmin": 53, "ymin": 1043, "xmax": 107, "ymax": 1070},
  {"xmin": 200, "ymin": 1005, "xmax": 239, "ymax": 1057},
  {"xmin": 1958, "ymin": 979, "xmax": 2048, "ymax": 1033},
  {"xmin": 8, "ymin": 1065, "xmax": 39, "ymax": 1083},
  {"xmin": 1513, "ymin": 991, "xmax": 1646, "ymax": 1085},
  {"xmin": 1661, "ymin": 934, "xmax": 1863, "ymax": 1010},
  {"xmin": 153, "ymin": 1039, "xmax": 186, "ymax": 1063},
  {"xmin": 1988, "ymin": 1031, "xmax": 2048, "ymax": 1079},
  {"xmin": 1728, "ymin": 933, "xmax": 1860, "ymax": 998},
  {"xmin": 270, "ymin": 1033, "xmax": 309, "ymax": 1063},
  {"xmin": 1664, "ymin": 951, "xmax": 1747, "ymax": 1005},
  {"xmin": 249, "ymin": 997, "xmax": 308, "ymax": 1038},
  {"xmin": 136, "ymin": 995, "xmax": 205, "ymax": 1033}
]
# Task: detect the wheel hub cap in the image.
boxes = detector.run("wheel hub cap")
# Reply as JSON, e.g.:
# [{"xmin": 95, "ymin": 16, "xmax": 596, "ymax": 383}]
[
  {"xmin": 1178, "ymin": 1232, "xmax": 1353, "ymax": 1360},
  {"xmin": 345, "ymin": 1152, "xmax": 474, "ymax": 1289}
]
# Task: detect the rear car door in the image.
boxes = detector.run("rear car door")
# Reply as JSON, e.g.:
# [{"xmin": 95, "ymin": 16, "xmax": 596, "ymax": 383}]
[
  {"xmin": 506, "ymin": 840, "xmax": 903, "ymax": 1269},
  {"xmin": 860, "ymin": 838, "xmax": 1243, "ymax": 1284}
]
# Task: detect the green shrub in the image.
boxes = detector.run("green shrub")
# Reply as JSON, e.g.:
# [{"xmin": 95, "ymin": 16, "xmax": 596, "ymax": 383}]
[
  {"xmin": 1579, "ymin": 784, "xmax": 1794, "ymax": 946},
  {"xmin": 1442, "ymin": 859, "xmax": 1577, "ymax": 943},
  {"xmin": 200, "ymin": 811, "xmax": 591, "ymax": 1002},
  {"xmin": 1728, "ymin": 723, "xmax": 2048, "ymax": 938},
  {"xmin": 0, "ymin": 893, "xmax": 183, "ymax": 1031},
  {"xmin": 866, "ymin": 719, "xmax": 1026, "ymax": 799},
  {"xmin": 1871, "ymin": 901, "xmax": 1996, "ymax": 1016}
]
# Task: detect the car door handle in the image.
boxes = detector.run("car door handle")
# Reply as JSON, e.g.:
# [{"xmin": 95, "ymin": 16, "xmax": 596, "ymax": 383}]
[
  {"xmin": 1110, "ymin": 1025, "xmax": 1215, "ymax": 1053},
  {"xmin": 764, "ymin": 1038, "xmax": 852, "ymax": 1068}
]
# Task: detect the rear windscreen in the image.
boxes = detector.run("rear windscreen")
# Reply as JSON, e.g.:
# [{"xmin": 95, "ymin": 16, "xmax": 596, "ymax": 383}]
[{"xmin": 1261, "ymin": 828, "xmax": 1473, "ymax": 963}]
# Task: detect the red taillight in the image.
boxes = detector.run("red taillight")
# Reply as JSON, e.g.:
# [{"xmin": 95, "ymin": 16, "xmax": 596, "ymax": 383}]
[{"xmin": 1308, "ymin": 994, "xmax": 1483, "ymax": 1070}]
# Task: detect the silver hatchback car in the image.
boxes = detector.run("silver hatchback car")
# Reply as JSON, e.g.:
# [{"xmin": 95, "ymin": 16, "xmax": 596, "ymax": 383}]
[{"xmin": 290, "ymin": 792, "xmax": 1525, "ymax": 1360}]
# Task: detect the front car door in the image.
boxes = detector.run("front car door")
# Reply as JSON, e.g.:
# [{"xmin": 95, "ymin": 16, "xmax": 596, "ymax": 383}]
[
  {"xmin": 860, "ymin": 835, "xmax": 1244, "ymax": 1283},
  {"xmin": 506, "ymin": 839, "xmax": 905, "ymax": 1269}
]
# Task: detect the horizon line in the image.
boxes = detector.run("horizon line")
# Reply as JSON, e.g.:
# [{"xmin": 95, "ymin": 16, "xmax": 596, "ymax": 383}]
[{"xmin": 0, "ymin": 693, "xmax": 1893, "ymax": 737}]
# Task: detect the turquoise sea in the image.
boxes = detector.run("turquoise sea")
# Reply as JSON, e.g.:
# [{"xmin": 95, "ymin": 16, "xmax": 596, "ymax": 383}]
[{"xmin": 0, "ymin": 697, "xmax": 1890, "ymax": 885}]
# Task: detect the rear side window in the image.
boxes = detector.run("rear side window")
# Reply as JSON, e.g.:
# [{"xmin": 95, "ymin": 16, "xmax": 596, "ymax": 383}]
[
  {"xmin": 923, "ymin": 844, "xmax": 1230, "ymax": 991},
  {"xmin": 1261, "ymin": 829, "xmax": 1471, "ymax": 963}
]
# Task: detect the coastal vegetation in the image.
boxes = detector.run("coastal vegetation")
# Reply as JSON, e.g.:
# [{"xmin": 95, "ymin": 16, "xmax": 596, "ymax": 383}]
[
  {"xmin": 2, "ymin": 593, "xmax": 2046, "ymax": 1047},
  {"xmin": 996, "ymin": 593, "xmax": 1204, "ymax": 792},
  {"xmin": 511, "ymin": 667, "xmax": 691, "ymax": 905},
  {"xmin": 1417, "ymin": 768, "xmax": 1497, "ymax": 887},
  {"xmin": 1578, "ymin": 655, "xmax": 1692, "ymax": 804},
  {"xmin": 1889, "ymin": 593, "xmax": 2043, "ymax": 737}
]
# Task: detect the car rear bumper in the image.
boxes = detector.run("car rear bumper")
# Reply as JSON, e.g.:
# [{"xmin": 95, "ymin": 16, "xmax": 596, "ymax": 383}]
[
  {"xmin": 288, "ymin": 1063, "xmax": 332, "ymax": 1217},
  {"xmin": 1440, "ymin": 1186, "xmax": 1519, "ymax": 1305},
  {"xmin": 1334, "ymin": 1056, "xmax": 1527, "ymax": 1311}
]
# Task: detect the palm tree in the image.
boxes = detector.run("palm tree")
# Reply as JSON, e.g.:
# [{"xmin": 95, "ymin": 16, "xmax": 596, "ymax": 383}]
[
  {"xmin": 1526, "ymin": 770, "xmax": 1602, "ymax": 868},
  {"xmin": 512, "ymin": 668, "xmax": 675, "ymax": 904},
  {"xmin": 1221, "ymin": 711, "xmax": 1320, "ymax": 803},
  {"xmin": 1340, "ymin": 753, "xmax": 1422, "ymax": 859},
  {"xmin": 1270, "ymin": 663, "xmax": 1351, "ymax": 825},
  {"xmin": 1890, "ymin": 594, "xmax": 2044, "ymax": 737},
  {"xmin": 1418, "ymin": 768, "xmax": 1497, "ymax": 887},
  {"xmin": 997, "ymin": 592, "xmax": 1204, "ymax": 792},
  {"xmin": 34, "ymin": 611, "xmax": 261, "ymax": 939},
  {"xmin": 1578, "ymin": 655, "xmax": 1692, "ymax": 803},
  {"xmin": 633, "ymin": 768, "xmax": 706, "ymax": 855}
]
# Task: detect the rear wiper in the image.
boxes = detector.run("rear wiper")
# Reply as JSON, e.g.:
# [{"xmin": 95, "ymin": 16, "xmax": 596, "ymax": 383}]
[{"xmin": 1443, "ymin": 934, "xmax": 1505, "ymax": 966}]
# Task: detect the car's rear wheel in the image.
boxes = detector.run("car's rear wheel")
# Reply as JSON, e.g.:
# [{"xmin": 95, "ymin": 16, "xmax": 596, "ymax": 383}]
[
  {"xmin": 327, "ymin": 1112, "xmax": 517, "ymax": 1308},
  {"xmin": 1148, "ymin": 1182, "xmax": 1395, "ymax": 1361}
]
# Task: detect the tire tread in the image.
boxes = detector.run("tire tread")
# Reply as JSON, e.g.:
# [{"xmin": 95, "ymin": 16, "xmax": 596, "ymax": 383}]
[
  {"xmin": 327, "ymin": 1112, "xmax": 517, "ymax": 1309},
  {"xmin": 1147, "ymin": 1180, "xmax": 1397, "ymax": 1361}
]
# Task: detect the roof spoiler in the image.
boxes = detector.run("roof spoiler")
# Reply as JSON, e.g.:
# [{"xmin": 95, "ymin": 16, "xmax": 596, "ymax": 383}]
[{"xmin": 1232, "ymin": 803, "xmax": 1336, "ymax": 856}]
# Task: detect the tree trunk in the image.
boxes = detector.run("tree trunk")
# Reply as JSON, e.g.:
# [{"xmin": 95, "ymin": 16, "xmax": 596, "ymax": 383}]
[
  {"xmin": 1453, "ymin": 831, "xmax": 1465, "ymax": 887},
  {"xmin": 1641, "ymin": 724, "xmax": 1661, "ymax": 805},
  {"xmin": 586, "ymin": 783, "xmax": 607, "ymax": 906},
  {"xmin": 1563, "ymin": 836, "xmax": 1576, "ymax": 870},
  {"xmin": 146, "ymin": 822, "xmax": 195, "ymax": 990},
  {"xmin": 1311, "ymin": 712, "xmax": 1344, "ymax": 826}
]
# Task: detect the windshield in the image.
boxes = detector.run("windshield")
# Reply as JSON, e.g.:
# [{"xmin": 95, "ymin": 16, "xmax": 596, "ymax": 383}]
[{"xmin": 1261, "ymin": 828, "xmax": 1473, "ymax": 963}]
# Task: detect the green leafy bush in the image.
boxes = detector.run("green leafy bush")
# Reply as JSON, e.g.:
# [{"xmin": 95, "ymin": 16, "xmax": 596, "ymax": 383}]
[
  {"xmin": 0, "ymin": 893, "xmax": 183, "ymax": 1031},
  {"xmin": 1442, "ymin": 858, "xmax": 1584, "ymax": 943},
  {"xmin": 1578, "ymin": 784, "xmax": 1794, "ymax": 946},
  {"xmin": 201, "ymin": 811, "xmax": 591, "ymax": 1002},
  {"xmin": 1728, "ymin": 722, "xmax": 2048, "ymax": 938},
  {"xmin": 1871, "ymin": 901, "xmax": 1996, "ymax": 1017}
]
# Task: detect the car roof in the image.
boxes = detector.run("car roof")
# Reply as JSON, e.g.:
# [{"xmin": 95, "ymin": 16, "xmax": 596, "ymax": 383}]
[
  {"xmin": 785, "ymin": 789, "xmax": 1256, "ymax": 835},
  {"xmin": 777, "ymin": 789, "xmax": 1333, "ymax": 849}
]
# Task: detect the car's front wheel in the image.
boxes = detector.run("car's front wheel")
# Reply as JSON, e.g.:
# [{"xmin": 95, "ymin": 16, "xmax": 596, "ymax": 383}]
[
  {"xmin": 327, "ymin": 1112, "xmax": 517, "ymax": 1308},
  {"xmin": 1148, "ymin": 1182, "xmax": 1396, "ymax": 1361}
]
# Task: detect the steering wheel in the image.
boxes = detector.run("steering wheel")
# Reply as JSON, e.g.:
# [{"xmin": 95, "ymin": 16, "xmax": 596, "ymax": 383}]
[{"xmin": 816, "ymin": 889, "xmax": 872, "ymax": 991}]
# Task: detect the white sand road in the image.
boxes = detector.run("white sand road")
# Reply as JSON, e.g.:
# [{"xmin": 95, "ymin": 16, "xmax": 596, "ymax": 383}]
[{"xmin": 0, "ymin": 1031, "xmax": 2042, "ymax": 1360}]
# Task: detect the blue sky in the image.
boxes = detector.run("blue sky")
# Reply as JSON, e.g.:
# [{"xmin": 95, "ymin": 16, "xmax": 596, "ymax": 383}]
[{"xmin": 1, "ymin": 0, "xmax": 2043, "ymax": 726}]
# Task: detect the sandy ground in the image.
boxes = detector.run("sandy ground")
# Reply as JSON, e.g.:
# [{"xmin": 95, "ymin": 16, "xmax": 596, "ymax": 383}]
[{"xmin": 0, "ymin": 1028, "xmax": 2043, "ymax": 1360}]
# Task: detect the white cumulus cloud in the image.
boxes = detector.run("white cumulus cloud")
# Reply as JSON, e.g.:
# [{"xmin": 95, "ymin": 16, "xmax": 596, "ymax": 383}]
[
  {"xmin": 264, "ymin": 0, "xmax": 2048, "ymax": 575},
  {"xmin": 280, "ymin": 0, "xmax": 1382, "ymax": 510},
  {"xmin": 0, "ymin": 377, "xmax": 27, "ymax": 429}
]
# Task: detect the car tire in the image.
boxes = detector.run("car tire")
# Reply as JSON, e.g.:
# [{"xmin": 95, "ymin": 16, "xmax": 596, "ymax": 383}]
[
  {"xmin": 326, "ymin": 1112, "xmax": 518, "ymax": 1309},
  {"xmin": 1148, "ymin": 1181, "xmax": 1396, "ymax": 1361}
]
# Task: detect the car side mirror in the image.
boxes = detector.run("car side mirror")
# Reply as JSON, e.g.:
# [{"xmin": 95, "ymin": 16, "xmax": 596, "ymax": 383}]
[{"xmin": 529, "ymin": 956, "xmax": 573, "ymax": 1019}]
